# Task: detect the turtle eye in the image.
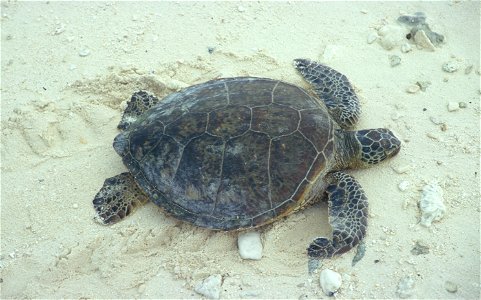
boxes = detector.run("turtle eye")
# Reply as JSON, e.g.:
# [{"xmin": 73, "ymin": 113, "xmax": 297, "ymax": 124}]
[{"xmin": 382, "ymin": 130, "xmax": 401, "ymax": 157}]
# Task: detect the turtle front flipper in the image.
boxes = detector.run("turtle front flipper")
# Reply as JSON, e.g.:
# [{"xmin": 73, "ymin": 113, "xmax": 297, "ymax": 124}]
[
  {"xmin": 294, "ymin": 59, "xmax": 361, "ymax": 129},
  {"xmin": 308, "ymin": 172, "xmax": 368, "ymax": 259},
  {"xmin": 93, "ymin": 172, "xmax": 149, "ymax": 225},
  {"xmin": 118, "ymin": 91, "xmax": 160, "ymax": 130}
]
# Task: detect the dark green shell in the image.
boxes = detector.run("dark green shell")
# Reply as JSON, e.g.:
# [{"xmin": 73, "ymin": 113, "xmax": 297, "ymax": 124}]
[{"xmin": 114, "ymin": 77, "xmax": 337, "ymax": 230}]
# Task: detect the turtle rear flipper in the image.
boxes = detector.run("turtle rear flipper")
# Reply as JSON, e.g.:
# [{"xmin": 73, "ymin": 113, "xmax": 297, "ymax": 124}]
[
  {"xmin": 93, "ymin": 172, "xmax": 149, "ymax": 225},
  {"xmin": 118, "ymin": 91, "xmax": 160, "ymax": 130},
  {"xmin": 294, "ymin": 59, "xmax": 361, "ymax": 129},
  {"xmin": 307, "ymin": 172, "xmax": 368, "ymax": 259}
]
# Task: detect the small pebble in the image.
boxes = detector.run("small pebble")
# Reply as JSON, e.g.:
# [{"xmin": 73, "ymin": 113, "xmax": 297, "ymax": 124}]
[
  {"xmin": 406, "ymin": 85, "xmax": 420, "ymax": 94},
  {"xmin": 426, "ymin": 132, "xmax": 440, "ymax": 140},
  {"xmin": 366, "ymin": 32, "xmax": 378, "ymax": 44},
  {"xmin": 239, "ymin": 290, "xmax": 261, "ymax": 298},
  {"xmin": 360, "ymin": 9, "xmax": 368, "ymax": 14},
  {"xmin": 72, "ymin": 203, "xmax": 79, "ymax": 209},
  {"xmin": 377, "ymin": 24, "xmax": 405, "ymax": 50},
  {"xmin": 429, "ymin": 116, "xmax": 443, "ymax": 125},
  {"xmin": 419, "ymin": 182, "xmax": 446, "ymax": 227},
  {"xmin": 396, "ymin": 276, "xmax": 415, "ymax": 299},
  {"xmin": 411, "ymin": 240, "xmax": 430, "ymax": 255},
  {"xmin": 238, "ymin": 231, "xmax": 263, "ymax": 260},
  {"xmin": 393, "ymin": 165, "xmax": 411, "ymax": 174},
  {"xmin": 444, "ymin": 281, "xmax": 458, "ymax": 293},
  {"xmin": 459, "ymin": 101, "xmax": 467, "ymax": 108},
  {"xmin": 423, "ymin": 28, "xmax": 445, "ymax": 46},
  {"xmin": 414, "ymin": 30, "xmax": 436, "ymax": 51},
  {"xmin": 389, "ymin": 55, "xmax": 401, "ymax": 67},
  {"xmin": 53, "ymin": 23, "xmax": 65, "ymax": 35},
  {"xmin": 465, "ymin": 65, "xmax": 473, "ymax": 75},
  {"xmin": 416, "ymin": 81, "xmax": 431, "ymax": 91},
  {"xmin": 401, "ymin": 43, "xmax": 412, "ymax": 53},
  {"xmin": 69, "ymin": 64, "xmax": 77, "ymax": 71},
  {"xmin": 447, "ymin": 102, "xmax": 459, "ymax": 112},
  {"xmin": 237, "ymin": 5, "xmax": 245, "ymax": 12},
  {"xmin": 78, "ymin": 48, "xmax": 91, "ymax": 57},
  {"xmin": 398, "ymin": 180, "xmax": 410, "ymax": 192},
  {"xmin": 194, "ymin": 274, "xmax": 222, "ymax": 299},
  {"xmin": 442, "ymin": 61, "xmax": 460, "ymax": 73},
  {"xmin": 319, "ymin": 269, "xmax": 342, "ymax": 296}
]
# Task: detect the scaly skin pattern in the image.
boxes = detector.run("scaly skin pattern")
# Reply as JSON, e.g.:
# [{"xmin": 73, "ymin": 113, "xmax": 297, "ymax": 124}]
[
  {"xmin": 294, "ymin": 59, "xmax": 361, "ymax": 129},
  {"xmin": 307, "ymin": 172, "xmax": 368, "ymax": 259}
]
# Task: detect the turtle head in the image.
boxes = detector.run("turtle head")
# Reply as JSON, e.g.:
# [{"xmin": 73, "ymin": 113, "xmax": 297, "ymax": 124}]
[{"xmin": 344, "ymin": 128, "xmax": 401, "ymax": 168}]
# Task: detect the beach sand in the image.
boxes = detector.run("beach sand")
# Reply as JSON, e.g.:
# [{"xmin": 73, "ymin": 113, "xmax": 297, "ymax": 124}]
[{"xmin": 1, "ymin": 1, "xmax": 479, "ymax": 299}]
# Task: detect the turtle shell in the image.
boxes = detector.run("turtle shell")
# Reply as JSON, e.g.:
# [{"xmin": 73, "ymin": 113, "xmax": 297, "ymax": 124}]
[{"xmin": 114, "ymin": 77, "xmax": 337, "ymax": 230}]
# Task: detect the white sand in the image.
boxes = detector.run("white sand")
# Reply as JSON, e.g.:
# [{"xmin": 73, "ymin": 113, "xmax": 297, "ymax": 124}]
[{"xmin": 1, "ymin": 1, "xmax": 479, "ymax": 299}]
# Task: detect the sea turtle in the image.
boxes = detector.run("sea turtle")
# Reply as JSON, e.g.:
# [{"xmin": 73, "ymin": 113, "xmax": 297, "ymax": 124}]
[{"xmin": 93, "ymin": 59, "xmax": 401, "ymax": 259}]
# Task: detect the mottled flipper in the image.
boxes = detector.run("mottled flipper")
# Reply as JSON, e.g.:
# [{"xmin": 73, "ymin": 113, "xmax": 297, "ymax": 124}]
[
  {"xmin": 307, "ymin": 172, "xmax": 368, "ymax": 259},
  {"xmin": 294, "ymin": 59, "xmax": 361, "ymax": 128},
  {"xmin": 93, "ymin": 172, "xmax": 149, "ymax": 225},
  {"xmin": 118, "ymin": 91, "xmax": 160, "ymax": 130}
]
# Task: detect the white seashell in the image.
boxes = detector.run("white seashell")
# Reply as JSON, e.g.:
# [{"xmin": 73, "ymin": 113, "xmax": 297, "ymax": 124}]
[
  {"xmin": 238, "ymin": 231, "xmax": 263, "ymax": 260},
  {"xmin": 419, "ymin": 182, "xmax": 446, "ymax": 227},
  {"xmin": 320, "ymin": 269, "xmax": 342, "ymax": 296}
]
